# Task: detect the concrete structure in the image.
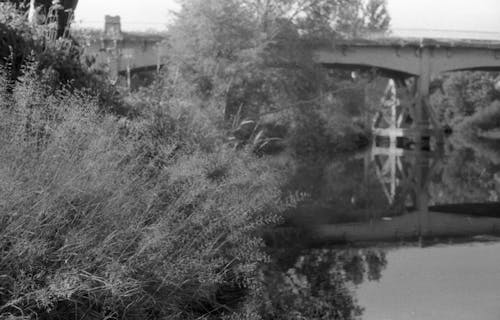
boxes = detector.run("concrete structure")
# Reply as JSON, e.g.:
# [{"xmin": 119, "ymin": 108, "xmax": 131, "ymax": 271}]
[
  {"xmin": 313, "ymin": 38, "xmax": 500, "ymax": 77},
  {"xmin": 83, "ymin": 22, "xmax": 500, "ymax": 139},
  {"xmin": 313, "ymin": 38, "xmax": 500, "ymax": 149},
  {"xmin": 83, "ymin": 15, "xmax": 167, "ymax": 84}
]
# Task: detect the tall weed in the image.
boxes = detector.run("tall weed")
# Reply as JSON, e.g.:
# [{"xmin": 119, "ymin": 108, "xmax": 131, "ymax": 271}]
[{"xmin": 0, "ymin": 65, "xmax": 288, "ymax": 319}]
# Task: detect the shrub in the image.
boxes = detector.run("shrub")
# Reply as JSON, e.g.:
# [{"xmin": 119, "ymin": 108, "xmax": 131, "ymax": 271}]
[
  {"xmin": 0, "ymin": 3, "xmax": 125, "ymax": 115},
  {"xmin": 245, "ymin": 248, "xmax": 388, "ymax": 320},
  {"xmin": 457, "ymin": 100, "xmax": 500, "ymax": 134},
  {"xmin": 431, "ymin": 71, "xmax": 500, "ymax": 126},
  {"xmin": 0, "ymin": 61, "xmax": 289, "ymax": 319}
]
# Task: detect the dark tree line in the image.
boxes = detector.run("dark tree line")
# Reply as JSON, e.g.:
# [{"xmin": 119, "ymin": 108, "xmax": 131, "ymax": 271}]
[{"xmin": 2, "ymin": 0, "xmax": 78, "ymax": 38}]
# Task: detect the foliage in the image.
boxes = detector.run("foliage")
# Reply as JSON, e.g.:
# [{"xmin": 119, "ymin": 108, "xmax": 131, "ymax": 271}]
[
  {"xmin": 295, "ymin": 0, "xmax": 390, "ymax": 39},
  {"xmin": 0, "ymin": 52, "xmax": 291, "ymax": 319},
  {"xmin": 0, "ymin": 3, "xmax": 124, "ymax": 114},
  {"xmin": 431, "ymin": 71, "xmax": 500, "ymax": 126},
  {"xmin": 456, "ymin": 100, "xmax": 500, "ymax": 134},
  {"xmin": 166, "ymin": 0, "xmax": 390, "ymax": 157},
  {"xmin": 432, "ymin": 98, "xmax": 500, "ymax": 205},
  {"xmin": 432, "ymin": 146, "xmax": 499, "ymax": 204},
  {"xmin": 0, "ymin": 1, "xmax": 400, "ymax": 318},
  {"xmin": 251, "ymin": 248, "xmax": 387, "ymax": 320},
  {"xmin": 5, "ymin": 0, "xmax": 79, "ymax": 39},
  {"xmin": 427, "ymin": 123, "xmax": 500, "ymax": 206}
]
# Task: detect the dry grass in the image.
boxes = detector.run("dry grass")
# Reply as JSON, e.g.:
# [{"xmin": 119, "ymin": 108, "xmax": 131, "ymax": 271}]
[{"xmin": 0, "ymin": 63, "xmax": 289, "ymax": 319}]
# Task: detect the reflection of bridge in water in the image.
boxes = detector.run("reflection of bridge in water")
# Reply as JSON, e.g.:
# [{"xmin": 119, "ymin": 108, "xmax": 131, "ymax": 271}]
[
  {"xmin": 315, "ymin": 144, "xmax": 500, "ymax": 246},
  {"xmin": 310, "ymin": 37, "xmax": 500, "ymax": 244}
]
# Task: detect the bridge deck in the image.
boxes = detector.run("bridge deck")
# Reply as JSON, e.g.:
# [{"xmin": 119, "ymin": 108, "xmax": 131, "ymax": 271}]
[
  {"xmin": 331, "ymin": 37, "xmax": 500, "ymax": 49},
  {"xmin": 313, "ymin": 37, "xmax": 500, "ymax": 77}
]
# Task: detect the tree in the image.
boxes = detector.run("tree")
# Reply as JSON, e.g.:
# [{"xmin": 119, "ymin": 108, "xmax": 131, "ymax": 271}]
[
  {"xmin": 258, "ymin": 248, "xmax": 388, "ymax": 319},
  {"xmin": 3, "ymin": 0, "xmax": 78, "ymax": 38},
  {"xmin": 362, "ymin": 0, "xmax": 390, "ymax": 35},
  {"xmin": 294, "ymin": 0, "xmax": 390, "ymax": 39},
  {"xmin": 165, "ymin": 0, "xmax": 391, "ymax": 154}
]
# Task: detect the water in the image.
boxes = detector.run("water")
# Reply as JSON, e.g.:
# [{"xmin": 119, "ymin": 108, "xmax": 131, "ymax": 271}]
[
  {"xmin": 357, "ymin": 242, "xmax": 500, "ymax": 320},
  {"xmin": 267, "ymin": 137, "xmax": 500, "ymax": 319}
]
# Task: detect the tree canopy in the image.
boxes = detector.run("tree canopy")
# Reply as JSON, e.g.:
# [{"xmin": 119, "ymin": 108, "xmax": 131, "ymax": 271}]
[{"xmin": 166, "ymin": 0, "xmax": 391, "ymax": 155}]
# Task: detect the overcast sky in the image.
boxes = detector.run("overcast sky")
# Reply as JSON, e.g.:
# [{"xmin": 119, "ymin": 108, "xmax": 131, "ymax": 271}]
[{"xmin": 74, "ymin": 0, "xmax": 500, "ymax": 39}]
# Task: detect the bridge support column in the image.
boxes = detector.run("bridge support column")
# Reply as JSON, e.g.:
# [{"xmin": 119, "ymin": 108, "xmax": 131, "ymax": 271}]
[
  {"xmin": 156, "ymin": 44, "xmax": 162, "ymax": 74},
  {"xmin": 103, "ymin": 15, "xmax": 124, "ymax": 83},
  {"xmin": 414, "ymin": 47, "xmax": 444, "ymax": 149},
  {"xmin": 107, "ymin": 47, "xmax": 120, "ymax": 83},
  {"xmin": 415, "ymin": 48, "xmax": 431, "ymax": 149}
]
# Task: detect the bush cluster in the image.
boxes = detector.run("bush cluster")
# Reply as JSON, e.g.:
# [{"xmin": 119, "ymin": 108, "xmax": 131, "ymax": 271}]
[
  {"xmin": 0, "ymin": 3, "xmax": 124, "ymax": 115},
  {"xmin": 0, "ymin": 59, "xmax": 292, "ymax": 319},
  {"xmin": 457, "ymin": 100, "xmax": 500, "ymax": 134},
  {"xmin": 0, "ymin": 7, "xmax": 293, "ymax": 318}
]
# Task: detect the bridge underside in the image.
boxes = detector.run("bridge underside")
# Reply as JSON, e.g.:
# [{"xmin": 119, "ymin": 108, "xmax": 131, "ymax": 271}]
[
  {"xmin": 314, "ymin": 38, "xmax": 500, "ymax": 149},
  {"xmin": 117, "ymin": 64, "xmax": 164, "ymax": 75},
  {"xmin": 313, "ymin": 39, "xmax": 500, "ymax": 77},
  {"xmin": 321, "ymin": 63, "xmax": 415, "ymax": 79}
]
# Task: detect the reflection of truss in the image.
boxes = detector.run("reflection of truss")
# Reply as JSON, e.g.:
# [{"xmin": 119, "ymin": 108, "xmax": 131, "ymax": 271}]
[
  {"xmin": 373, "ymin": 79, "xmax": 404, "ymax": 134},
  {"xmin": 370, "ymin": 77, "xmax": 445, "ymax": 213},
  {"xmin": 371, "ymin": 146, "xmax": 442, "ymax": 213}
]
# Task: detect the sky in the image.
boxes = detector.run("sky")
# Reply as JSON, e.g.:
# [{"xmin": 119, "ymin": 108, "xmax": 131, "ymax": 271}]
[
  {"xmin": 74, "ymin": 0, "xmax": 500, "ymax": 39},
  {"xmin": 74, "ymin": 0, "xmax": 179, "ymax": 31}
]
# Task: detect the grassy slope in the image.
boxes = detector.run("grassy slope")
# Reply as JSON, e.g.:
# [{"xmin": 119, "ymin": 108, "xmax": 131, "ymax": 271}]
[{"xmin": 0, "ymin": 8, "xmax": 290, "ymax": 320}]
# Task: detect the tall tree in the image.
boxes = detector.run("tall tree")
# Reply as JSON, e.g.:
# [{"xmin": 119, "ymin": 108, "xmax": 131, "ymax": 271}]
[
  {"xmin": 165, "ymin": 0, "xmax": 391, "ymax": 139},
  {"xmin": 295, "ymin": 0, "xmax": 390, "ymax": 38},
  {"xmin": 3, "ymin": 0, "xmax": 78, "ymax": 38}
]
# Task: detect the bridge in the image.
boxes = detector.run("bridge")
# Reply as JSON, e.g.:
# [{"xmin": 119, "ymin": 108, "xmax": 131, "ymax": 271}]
[
  {"xmin": 81, "ymin": 21, "xmax": 500, "ymax": 244},
  {"xmin": 82, "ymin": 19, "xmax": 500, "ymax": 143},
  {"xmin": 313, "ymin": 38, "xmax": 500, "ymax": 148},
  {"xmin": 313, "ymin": 38, "xmax": 500, "ymax": 76},
  {"xmin": 82, "ymin": 15, "xmax": 168, "ymax": 84}
]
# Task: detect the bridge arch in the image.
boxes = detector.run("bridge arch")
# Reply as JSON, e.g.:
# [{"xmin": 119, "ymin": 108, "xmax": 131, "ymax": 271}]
[
  {"xmin": 313, "ymin": 39, "xmax": 500, "ymax": 77},
  {"xmin": 313, "ymin": 38, "xmax": 500, "ymax": 149}
]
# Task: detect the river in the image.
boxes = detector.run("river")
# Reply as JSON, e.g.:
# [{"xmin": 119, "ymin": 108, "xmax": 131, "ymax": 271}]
[{"xmin": 264, "ymin": 134, "xmax": 500, "ymax": 319}]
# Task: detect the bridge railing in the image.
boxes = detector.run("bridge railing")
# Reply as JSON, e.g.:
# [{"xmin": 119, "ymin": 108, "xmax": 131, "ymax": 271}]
[{"xmin": 385, "ymin": 28, "xmax": 500, "ymax": 41}]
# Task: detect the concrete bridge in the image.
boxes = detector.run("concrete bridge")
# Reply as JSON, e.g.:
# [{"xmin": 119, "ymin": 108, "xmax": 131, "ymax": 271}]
[
  {"xmin": 83, "ymin": 20, "xmax": 500, "ymax": 103},
  {"xmin": 82, "ymin": 15, "xmax": 168, "ymax": 84},
  {"xmin": 313, "ymin": 38, "xmax": 500, "ymax": 77},
  {"xmin": 313, "ymin": 38, "xmax": 500, "ymax": 148},
  {"xmin": 82, "ymin": 20, "xmax": 500, "ymax": 141}
]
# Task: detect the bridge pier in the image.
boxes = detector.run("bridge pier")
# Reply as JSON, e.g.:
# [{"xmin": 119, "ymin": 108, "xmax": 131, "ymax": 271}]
[
  {"xmin": 414, "ymin": 47, "xmax": 445, "ymax": 149},
  {"xmin": 415, "ymin": 47, "xmax": 431, "ymax": 149}
]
